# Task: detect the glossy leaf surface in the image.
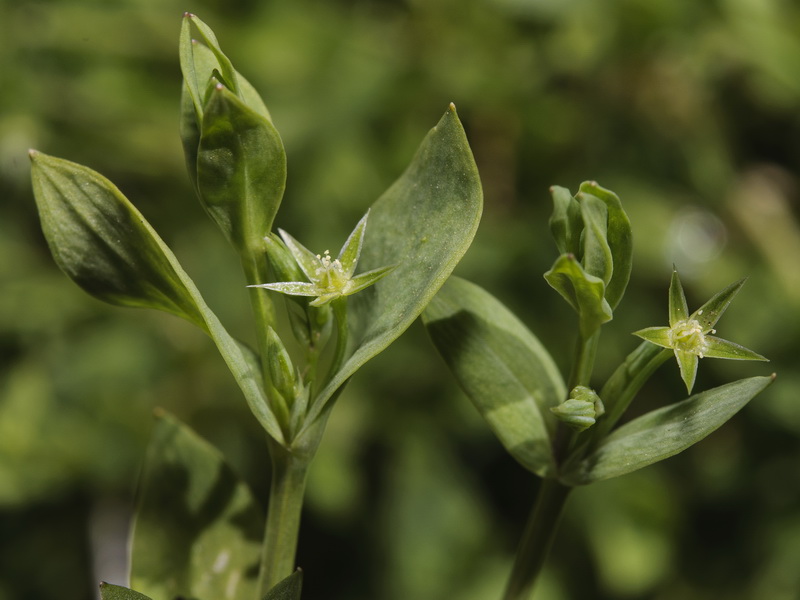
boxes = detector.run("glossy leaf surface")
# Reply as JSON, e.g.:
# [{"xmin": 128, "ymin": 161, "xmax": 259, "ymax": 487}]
[
  {"xmin": 562, "ymin": 375, "xmax": 775, "ymax": 485},
  {"xmin": 29, "ymin": 152, "xmax": 285, "ymax": 443},
  {"xmin": 301, "ymin": 104, "xmax": 482, "ymax": 436},
  {"xmin": 423, "ymin": 277, "xmax": 565, "ymax": 476},
  {"xmin": 130, "ymin": 412, "xmax": 263, "ymax": 600}
]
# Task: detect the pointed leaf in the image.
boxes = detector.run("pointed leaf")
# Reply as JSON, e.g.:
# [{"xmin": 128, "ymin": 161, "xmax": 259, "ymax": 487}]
[
  {"xmin": 346, "ymin": 265, "xmax": 397, "ymax": 294},
  {"xmin": 252, "ymin": 282, "xmax": 319, "ymax": 296},
  {"xmin": 562, "ymin": 375, "xmax": 775, "ymax": 485},
  {"xmin": 544, "ymin": 253, "xmax": 612, "ymax": 338},
  {"xmin": 691, "ymin": 277, "xmax": 747, "ymax": 330},
  {"xmin": 675, "ymin": 349, "xmax": 699, "ymax": 393},
  {"xmin": 279, "ymin": 229, "xmax": 321, "ymax": 282},
  {"xmin": 579, "ymin": 181, "xmax": 632, "ymax": 309},
  {"xmin": 300, "ymin": 105, "xmax": 483, "ymax": 440},
  {"xmin": 668, "ymin": 269, "xmax": 689, "ymax": 325},
  {"xmin": 99, "ymin": 583, "xmax": 154, "ymax": 600},
  {"xmin": 423, "ymin": 277, "xmax": 565, "ymax": 476},
  {"xmin": 29, "ymin": 152, "xmax": 285, "ymax": 443},
  {"xmin": 197, "ymin": 83, "xmax": 286, "ymax": 253},
  {"xmin": 702, "ymin": 336, "xmax": 768, "ymax": 361},
  {"xmin": 264, "ymin": 570, "xmax": 304, "ymax": 600},
  {"xmin": 131, "ymin": 411, "xmax": 264, "ymax": 600},
  {"xmin": 633, "ymin": 326, "xmax": 672, "ymax": 348},
  {"xmin": 338, "ymin": 212, "xmax": 369, "ymax": 277}
]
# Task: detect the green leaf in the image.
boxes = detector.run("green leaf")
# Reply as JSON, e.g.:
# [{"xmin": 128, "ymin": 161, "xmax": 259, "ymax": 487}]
[
  {"xmin": 197, "ymin": 83, "xmax": 286, "ymax": 254},
  {"xmin": 130, "ymin": 411, "xmax": 264, "ymax": 600},
  {"xmin": 264, "ymin": 570, "xmax": 303, "ymax": 600},
  {"xmin": 544, "ymin": 253, "xmax": 613, "ymax": 338},
  {"xmin": 577, "ymin": 192, "xmax": 612, "ymax": 286},
  {"xmin": 29, "ymin": 152, "xmax": 285, "ymax": 444},
  {"xmin": 98, "ymin": 583, "xmax": 154, "ymax": 600},
  {"xmin": 548, "ymin": 185, "xmax": 582, "ymax": 256},
  {"xmin": 299, "ymin": 104, "xmax": 483, "ymax": 441},
  {"xmin": 578, "ymin": 181, "xmax": 632, "ymax": 309},
  {"xmin": 562, "ymin": 375, "xmax": 775, "ymax": 485},
  {"xmin": 423, "ymin": 277, "xmax": 565, "ymax": 477}
]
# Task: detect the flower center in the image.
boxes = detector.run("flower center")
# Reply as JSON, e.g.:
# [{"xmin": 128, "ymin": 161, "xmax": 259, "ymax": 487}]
[
  {"xmin": 315, "ymin": 251, "xmax": 348, "ymax": 292},
  {"xmin": 668, "ymin": 318, "xmax": 709, "ymax": 357}
]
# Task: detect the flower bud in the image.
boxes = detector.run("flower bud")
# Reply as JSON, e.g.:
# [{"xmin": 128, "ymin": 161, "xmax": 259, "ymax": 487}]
[{"xmin": 550, "ymin": 386, "xmax": 605, "ymax": 432}]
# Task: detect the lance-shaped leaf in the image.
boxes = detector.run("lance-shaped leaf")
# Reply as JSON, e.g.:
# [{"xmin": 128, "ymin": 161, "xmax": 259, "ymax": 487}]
[
  {"xmin": 197, "ymin": 83, "xmax": 286, "ymax": 253},
  {"xmin": 130, "ymin": 411, "xmax": 264, "ymax": 600},
  {"xmin": 298, "ymin": 104, "xmax": 482, "ymax": 438},
  {"xmin": 264, "ymin": 570, "xmax": 304, "ymax": 600},
  {"xmin": 561, "ymin": 375, "xmax": 775, "ymax": 485},
  {"xmin": 423, "ymin": 277, "xmax": 565, "ymax": 476},
  {"xmin": 99, "ymin": 584, "xmax": 153, "ymax": 600},
  {"xmin": 579, "ymin": 181, "xmax": 632, "ymax": 309},
  {"xmin": 578, "ymin": 192, "xmax": 612, "ymax": 287},
  {"xmin": 544, "ymin": 253, "xmax": 613, "ymax": 338},
  {"xmin": 29, "ymin": 152, "xmax": 285, "ymax": 443}
]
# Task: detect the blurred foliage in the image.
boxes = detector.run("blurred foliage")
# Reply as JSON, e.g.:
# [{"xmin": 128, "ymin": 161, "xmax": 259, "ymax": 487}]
[{"xmin": 2, "ymin": 0, "xmax": 800, "ymax": 599}]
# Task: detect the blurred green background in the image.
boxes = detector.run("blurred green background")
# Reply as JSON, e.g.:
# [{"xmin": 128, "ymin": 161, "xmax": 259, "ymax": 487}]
[{"xmin": 2, "ymin": 0, "xmax": 800, "ymax": 598}]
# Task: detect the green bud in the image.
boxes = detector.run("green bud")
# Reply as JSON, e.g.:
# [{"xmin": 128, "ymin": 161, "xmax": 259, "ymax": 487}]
[{"xmin": 550, "ymin": 386, "xmax": 605, "ymax": 432}]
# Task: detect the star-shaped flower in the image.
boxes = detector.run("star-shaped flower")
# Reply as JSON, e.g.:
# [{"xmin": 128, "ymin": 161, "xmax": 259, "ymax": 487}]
[
  {"xmin": 249, "ymin": 211, "xmax": 396, "ymax": 307},
  {"xmin": 634, "ymin": 269, "xmax": 767, "ymax": 393}
]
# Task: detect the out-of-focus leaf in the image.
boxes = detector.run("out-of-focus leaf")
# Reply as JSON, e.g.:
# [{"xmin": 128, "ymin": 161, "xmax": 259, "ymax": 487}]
[
  {"xmin": 29, "ymin": 152, "xmax": 285, "ymax": 443},
  {"xmin": 544, "ymin": 253, "xmax": 612, "ymax": 338},
  {"xmin": 197, "ymin": 83, "xmax": 286, "ymax": 254},
  {"xmin": 423, "ymin": 277, "xmax": 565, "ymax": 477},
  {"xmin": 130, "ymin": 411, "xmax": 264, "ymax": 600},
  {"xmin": 562, "ymin": 375, "xmax": 775, "ymax": 485},
  {"xmin": 264, "ymin": 570, "xmax": 303, "ymax": 600},
  {"xmin": 98, "ymin": 583, "xmax": 153, "ymax": 600},
  {"xmin": 548, "ymin": 185, "xmax": 582, "ymax": 256},
  {"xmin": 579, "ymin": 181, "xmax": 632, "ymax": 309},
  {"xmin": 299, "ymin": 104, "xmax": 482, "ymax": 439}
]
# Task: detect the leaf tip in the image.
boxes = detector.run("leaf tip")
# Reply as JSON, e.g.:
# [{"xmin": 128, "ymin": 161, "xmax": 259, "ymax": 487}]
[
  {"xmin": 448, "ymin": 101, "xmax": 456, "ymax": 112},
  {"xmin": 28, "ymin": 148, "xmax": 39, "ymax": 160},
  {"xmin": 183, "ymin": 11, "xmax": 194, "ymax": 18},
  {"xmin": 771, "ymin": 372, "xmax": 777, "ymax": 381}
]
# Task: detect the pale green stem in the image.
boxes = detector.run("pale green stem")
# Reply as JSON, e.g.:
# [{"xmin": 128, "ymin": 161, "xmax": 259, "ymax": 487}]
[
  {"xmin": 501, "ymin": 478, "xmax": 572, "ymax": 600},
  {"xmin": 258, "ymin": 441, "xmax": 310, "ymax": 597},
  {"xmin": 327, "ymin": 298, "xmax": 349, "ymax": 382},
  {"xmin": 567, "ymin": 329, "xmax": 601, "ymax": 390},
  {"xmin": 242, "ymin": 253, "xmax": 277, "ymax": 383}
]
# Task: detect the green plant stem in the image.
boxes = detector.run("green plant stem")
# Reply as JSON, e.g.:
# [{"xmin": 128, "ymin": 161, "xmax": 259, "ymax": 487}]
[
  {"xmin": 242, "ymin": 253, "xmax": 277, "ymax": 381},
  {"xmin": 327, "ymin": 298, "xmax": 349, "ymax": 381},
  {"xmin": 568, "ymin": 330, "xmax": 601, "ymax": 390},
  {"xmin": 259, "ymin": 441, "xmax": 310, "ymax": 597},
  {"xmin": 502, "ymin": 478, "xmax": 572, "ymax": 600}
]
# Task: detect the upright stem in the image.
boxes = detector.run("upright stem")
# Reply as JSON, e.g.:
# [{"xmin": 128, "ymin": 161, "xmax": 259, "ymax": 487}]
[
  {"xmin": 502, "ymin": 478, "xmax": 572, "ymax": 600},
  {"xmin": 242, "ymin": 253, "xmax": 277, "ymax": 382},
  {"xmin": 567, "ymin": 330, "xmax": 601, "ymax": 390},
  {"xmin": 259, "ymin": 441, "xmax": 310, "ymax": 596}
]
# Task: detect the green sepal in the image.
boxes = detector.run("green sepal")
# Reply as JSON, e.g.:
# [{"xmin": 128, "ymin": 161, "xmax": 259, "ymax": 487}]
[
  {"xmin": 544, "ymin": 253, "xmax": 613, "ymax": 338},
  {"xmin": 130, "ymin": 411, "xmax": 264, "ymax": 600},
  {"xmin": 298, "ymin": 104, "xmax": 483, "ymax": 447},
  {"xmin": 702, "ymin": 336, "xmax": 768, "ymax": 361},
  {"xmin": 264, "ymin": 569, "xmax": 303, "ymax": 600},
  {"xmin": 561, "ymin": 375, "xmax": 775, "ymax": 485},
  {"xmin": 338, "ymin": 211, "xmax": 368, "ymax": 277},
  {"xmin": 98, "ymin": 584, "xmax": 153, "ymax": 600},
  {"xmin": 29, "ymin": 152, "xmax": 285, "ymax": 444},
  {"xmin": 579, "ymin": 181, "xmax": 632, "ymax": 309},
  {"xmin": 264, "ymin": 232, "xmax": 307, "ymax": 284},
  {"xmin": 197, "ymin": 82, "xmax": 286, "ymax": 254},
  {"xmin": 423, "ymin": 277, "xmax": 565, "ymax": 477}
]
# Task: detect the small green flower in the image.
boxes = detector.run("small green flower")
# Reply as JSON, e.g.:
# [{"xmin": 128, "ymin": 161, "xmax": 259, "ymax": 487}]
[
  {"xmin": 249, "ymin": 211, "xmax": 396, "ymax": 307},
  {"xmin": 634, "ymin": 269, "xmax": 767, "ymax": 393}
]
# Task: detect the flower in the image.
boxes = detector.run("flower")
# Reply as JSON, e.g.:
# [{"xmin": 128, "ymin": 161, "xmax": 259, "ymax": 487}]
[
  {"xmin": 633, "ymin": 269, "xmax": 767, "ymax": 393},
  {"xmin": 249, "ymin": 211, "xmax": 396, "ymax": 307}
]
